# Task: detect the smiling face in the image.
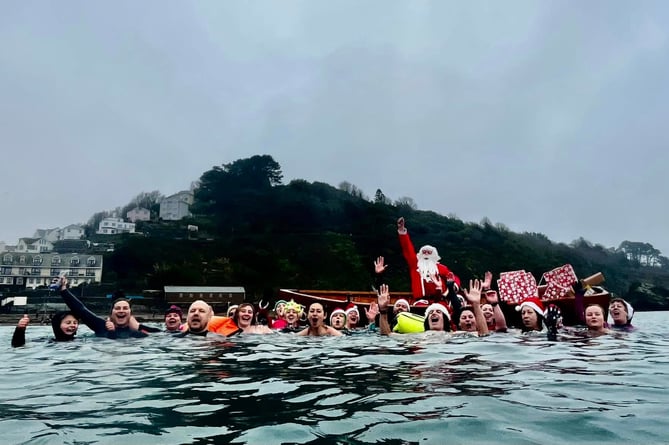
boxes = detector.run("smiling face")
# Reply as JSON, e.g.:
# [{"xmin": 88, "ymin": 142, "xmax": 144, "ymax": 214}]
[
  {"xmin": 110, "ymin": 300, "xmax": 131, "ymax": 328},
  {"xmin": 427, "ymin": 308, "xmax": 447, "ymax": 331},
  {"xmin": 235, "ymin": 304, "xmax": 255, "ymax": 329},
  {"xmin": 275, "ymin": 302, "xmax": 286, "ymax": 318},
  {"xmin": 285, "ymin": 307, "xmax": 299, "ymax": 325},
  {"xmin": 521, "ymin": 306, "xmax": 540, "ymax": 330},
  {"xmin": 609, "ymin": 300, "xmax": 628, "ymax": 325},
  {"xmin": 458, "ymin": 309, "xmax": 476, "ymax": 331},
  {"xmin": 187, "ymin": 300, "xmax": 212, "ymax": 333},
  {"xmin": 393, "ymin": 301, "xmax": 409, "ymax": 314},
  {"xmin": 481, "ymin": 304, "xmax": 494, "ymax": 322},
  {"xmin": 59, "ymin": 315, "xmax": 78, "ymax": 336},
  {"xmin": 346, "ymin": 310, "xmax": 359, "ymax": 328},
  {"xmin": 308, "ymin": 303, "xmax": 325, "ymax": 328},
  {"xmin": 585, "ymin": 305, "xmax": 606, "ymax": 330},
  {"xmin": 164, "ymin": 312, "xmax": 182, "ymax": 331}
]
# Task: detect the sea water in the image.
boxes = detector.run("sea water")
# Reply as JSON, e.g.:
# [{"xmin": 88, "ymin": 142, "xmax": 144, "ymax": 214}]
[{"xmin": 1, "ymin": 312, "xmax": 668, "ymax": 445}]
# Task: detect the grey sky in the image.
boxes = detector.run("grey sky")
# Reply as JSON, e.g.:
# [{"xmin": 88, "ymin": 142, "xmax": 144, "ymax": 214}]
[{"xmin": 2, "ymin": 1, "xmax": 667, "ymax": 256}]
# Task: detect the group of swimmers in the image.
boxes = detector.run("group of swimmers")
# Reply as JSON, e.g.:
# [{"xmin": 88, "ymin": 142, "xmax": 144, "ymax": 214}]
[
  {"xmin": 9, "ymin": 216, "xmax": 637, "ymax": 346},
  {"xmin": 9, "ymin": 270, "xmax": 636, "ymax": 347}
]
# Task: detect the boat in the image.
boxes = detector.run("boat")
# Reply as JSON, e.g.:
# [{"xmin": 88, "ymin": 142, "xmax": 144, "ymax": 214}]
[{"xmin": 278, "ymin": 288, "xmax": 413, "ymax": 311}]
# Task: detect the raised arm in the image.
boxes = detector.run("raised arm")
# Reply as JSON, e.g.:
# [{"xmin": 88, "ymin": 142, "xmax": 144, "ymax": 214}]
[
  {"xmin": 11, "ymin": 314, "xmax": 30, "ymax": 347},
  {"xmin": 463, "ymin": 279, "xmax": 490, "ymax": 336},
  {"xmin": 377, "ymin": 284, "xmax": 392, "ymax": 335},
  {"xmin": 397, "ymin": 217, "xmax": 417, "ymax": 267},
  {"xmin": 484, "ymin": 289, "xmax": 507, "ymax": 332},
  {"xmin": 59, "ymin": 277, "xmax": 107, "ymax": 335}
]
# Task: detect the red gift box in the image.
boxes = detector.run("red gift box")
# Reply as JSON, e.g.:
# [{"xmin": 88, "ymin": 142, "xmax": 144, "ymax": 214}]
[
  {"xmin": 541, "ymin": 264, "xmax": 578, "ymax": 288},
  {"xmin": 497, "ymin": 270, "xmax": 538, "ymax": 305}
]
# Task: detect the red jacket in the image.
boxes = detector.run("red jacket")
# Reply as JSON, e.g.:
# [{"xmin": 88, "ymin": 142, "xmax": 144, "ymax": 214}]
[{"xmin": 399, "ymin": 231, "xmax": 461, "ymax": 300}]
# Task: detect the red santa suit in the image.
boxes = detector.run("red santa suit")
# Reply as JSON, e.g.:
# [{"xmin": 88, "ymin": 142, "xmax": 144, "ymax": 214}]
[{"xmin": 398, "ymin": 229, "xmax": 461, "ymax": 301}]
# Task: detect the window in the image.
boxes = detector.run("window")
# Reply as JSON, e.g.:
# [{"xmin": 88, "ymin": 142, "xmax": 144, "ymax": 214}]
[
  {"xmin": 87, "ymin": 257, "xmax": 97, "ymax": 266},
  {"xmin": 19, "ymin": 256, "xmax": 26, "ymax": 265},
  {"xmin": 16, "ymin": 277, "xmax": 23, "ymax": 285},
  {"xmin": 52, "ymin": 256, "xmax": 61, "ymax": 265},
  {"xmin": 51, "ymin": 268, "xmax": 61, "ymax": 276},
  {"xmin": 70, "ymin": 257, "xmax": 80, "ymax": 266},
  {"xmin": 0, "ymin": 267, "xmax": 10, "ymax": 274},
  {"xmin": 86, "ymin": 269, "xmax": 96, "ymax": 277},
  {"xmin": 2, "ymin": 254, "xmax": 11, "ymax": 264},
  {"xmin": 31, "ymin": 268, "xmax": 40, "ymax": 274},
  {"xmin": 33, "ymin": 256, "xmax": 43, "ymax": 265}
]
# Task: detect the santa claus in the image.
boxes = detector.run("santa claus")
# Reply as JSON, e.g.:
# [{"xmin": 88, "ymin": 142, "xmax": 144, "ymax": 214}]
[{"xmin": 397, "ymin": 217, "xmax": 461, "ymax": 302}]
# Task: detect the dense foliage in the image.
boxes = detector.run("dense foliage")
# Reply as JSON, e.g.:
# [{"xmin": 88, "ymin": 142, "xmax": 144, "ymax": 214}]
[{"xmin": 100, "ymin": 155, "xmax": 669, "ymax": 311}]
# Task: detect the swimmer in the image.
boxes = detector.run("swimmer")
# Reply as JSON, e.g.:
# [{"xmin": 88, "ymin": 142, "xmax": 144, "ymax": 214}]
[
  {"xmin": 298, "ymin": 302, "xmax": 343, "ymax": 336},
  {"xmin": 11, "ymin": 311, "xmax": 79, "ymax": 347}
]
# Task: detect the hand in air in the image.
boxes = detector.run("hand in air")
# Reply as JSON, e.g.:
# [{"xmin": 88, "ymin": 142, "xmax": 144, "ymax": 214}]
[
  {"xmin": 377, "ymin": 284, "xmax": 390, "ymax": 311},
  {"xmin": 463, "ymin": 279, "xmax": 483, "ymax": 304},
  {"xmin": 482, "ymin": 271, "xmax": 493, "ymax": 290},
  {"xmin": 365, "ymin": 302, "xmax": 380, "ymax": 323},
  {"xmin": 545, "ymin": 304, "xmax": 562, "ymax": 330},
  {"xmin": 429, "ymin": 273, "xmax": 444, "ymax": 291},
  {"xmin": 17, "ymin": 314, "xmax": 30, "ymax": 329},
  {"xmin": 397, "ymin": 217, "xmax": 406, "ymax": 233},
  {"xmin": 374, "ymin": 256, "xmax": 388, "ymax": 275}
]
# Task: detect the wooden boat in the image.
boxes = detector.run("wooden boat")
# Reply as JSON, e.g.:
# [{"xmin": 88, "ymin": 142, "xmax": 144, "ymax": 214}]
[
  {"xmin": 278, "ymin": 285, "xmax": 611, "ymax": 327},
  {"xmin": 278, "ymin": 288, "xmax": 412, "ymax": 311}
]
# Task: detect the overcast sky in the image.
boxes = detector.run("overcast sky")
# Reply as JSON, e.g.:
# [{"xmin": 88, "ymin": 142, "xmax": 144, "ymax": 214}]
[{"xmin": 1, "ymin": 1, "xmax": 667, "ymax": 256}]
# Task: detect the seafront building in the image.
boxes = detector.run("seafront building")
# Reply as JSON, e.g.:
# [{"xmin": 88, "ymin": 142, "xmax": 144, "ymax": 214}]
[
  {"xmin": 0, "ymin": 251, "xmax": 103, "ymax": 289},
  {"xmin": 96, "ymin": 217, "xmax": 136, "ymax": 235}
]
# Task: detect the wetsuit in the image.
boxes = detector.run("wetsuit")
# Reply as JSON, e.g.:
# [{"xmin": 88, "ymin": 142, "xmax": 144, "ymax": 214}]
[
  {"xmin": 60, "ymin": 288, "xmax": 148, "ymax": 338},
  {"xmin": 11, "ymin": 311, "xmax": 77, "ymax": 347}
]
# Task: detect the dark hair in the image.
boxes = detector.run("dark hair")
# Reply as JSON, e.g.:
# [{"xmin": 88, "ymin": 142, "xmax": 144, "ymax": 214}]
[
  {"xmin": 520, "ymin": 309, "xmax": 544, "ymax": 333},
  {"xmin": 424, "ymin": 310, "xmax": 452, "ymax": 332},
  {"xmin": 51, "ymin": 311, "xmax": 78, "ymax": 341},
  {"xmin": 234, "ymin": 303, "xmax": 256, "ymax": 326}
]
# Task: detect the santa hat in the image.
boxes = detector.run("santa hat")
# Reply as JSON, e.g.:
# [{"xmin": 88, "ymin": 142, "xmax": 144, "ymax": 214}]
[
  {"xmin": 393, "ymin": 298, "xmax": 410, "ymax": 309},
  {"xmin": 412, "ymin": 299, "xmax": 430, "ymax": 308},
  {"xmin": 330, "ymin": 308, "xmax": 346, "ymax": 324},
  {"xmin": 609, "ymin": 298, "xmax": 634, "ymax": 323},
  {"xmin": 345, "ymin": 303, "xmax": 359, "ymax": 316},
  {"xmin": 515, "ymin": 297, "xmax": 545, "ymax": 317},
  {"xmin": 425, "ymin": 302, "xmax": 450, "ymax": 321}
]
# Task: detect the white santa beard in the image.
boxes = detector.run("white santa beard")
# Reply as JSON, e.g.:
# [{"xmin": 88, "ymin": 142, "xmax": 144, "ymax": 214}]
[{"xmin": 417, "ymin": 258, "xmax": 439, "ymax": 281}]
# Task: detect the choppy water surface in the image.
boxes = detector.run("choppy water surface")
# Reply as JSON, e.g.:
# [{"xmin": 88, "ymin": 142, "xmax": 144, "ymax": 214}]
[{"xmin": 1, "ymin": 312, "xmax": 668, "ymax": 445}]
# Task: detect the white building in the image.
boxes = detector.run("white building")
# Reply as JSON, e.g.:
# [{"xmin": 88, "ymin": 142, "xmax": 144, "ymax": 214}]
[
  {"xmin": 0, "ymin": 252, "xmax": 103, "ymax": 289},
  {"xmin": 16, "ymin": 237, "xmax": 54, "ymax": 253},
  {"xmin": 126, "ymin": 207, "xmax": 151, "ymax": 223},
  {"xmin": 97, "ymin": 217, "xmax": 136, "ymax": 235},
  {"xmin": 160, "ymin": 191, "xmax": 194, "ymax": 221},
  {"xmin": 62, "ymin": 224, "xmax": 85, "ymax": 240},
  {"xmin": 33, "ymin": 228, "xmax": 61, "ymax": 243}
]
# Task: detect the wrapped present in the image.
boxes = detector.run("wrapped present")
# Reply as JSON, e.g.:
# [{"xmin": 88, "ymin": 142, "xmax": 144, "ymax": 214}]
[
  {"xmin": 542, "ymin": 280, "xmax": 575, "ymax": 300},
  {"xmin": 540, "ymin": 264, "xmax": 578, "ymax": 288},
  {"xmin": 497, "ymin": 270, "xmax": 538, "ymax": 305}
]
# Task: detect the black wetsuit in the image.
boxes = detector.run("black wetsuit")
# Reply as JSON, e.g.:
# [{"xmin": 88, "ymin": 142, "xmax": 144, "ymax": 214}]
[
  {"xmin": 11, "ymin": 311, "xmax": 77, "ymax": 347},
  {"xmin": 60, "ymin": 288, "xmax": 148, "ymax": 339}
]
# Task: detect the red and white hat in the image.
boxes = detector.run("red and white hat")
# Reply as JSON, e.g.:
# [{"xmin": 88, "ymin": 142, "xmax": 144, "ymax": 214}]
[
  {"xmin": 412, "ymin": 299, "xmax": 430, "ymax": 308},
  {"xmin": 425, "ymin": 302, "xmax": 450, "ymax": 321},
  {"xmin": 345, "ymin": 303, "xmax": 359, "ymax": 316},
  {"xmin": 393, "ymin": 298, "xmax": 410, "ymax": 309},
  {"xmin": 330, "ymin": 308, "xmax": 346, "ymax": 324},
  {"xmin": 515, "ymin": 297, "xmax": 545, "ymax": 317}
]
